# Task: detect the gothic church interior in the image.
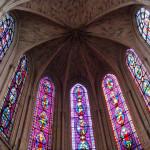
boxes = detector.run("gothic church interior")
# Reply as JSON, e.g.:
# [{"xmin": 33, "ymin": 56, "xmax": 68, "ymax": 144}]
[{"xmin": 0, "ymin": 0, "xmax": 150, "ymax": 150}]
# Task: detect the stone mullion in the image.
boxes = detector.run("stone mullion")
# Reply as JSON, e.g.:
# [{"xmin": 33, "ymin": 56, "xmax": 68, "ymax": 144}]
[
  {"xmin": 93, "ymin": 109, "xmax": 106, "ymax": 150},
  {"xmin": 62, "ymin": 44, "xmax": 72, "ymax": 150},
  {"xmin": 53, "ymin": 85, "xmax": 62, "ymax": 150}
]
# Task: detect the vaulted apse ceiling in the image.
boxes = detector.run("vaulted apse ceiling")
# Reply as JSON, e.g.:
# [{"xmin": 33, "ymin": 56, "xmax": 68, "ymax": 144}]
[{"xmin": 7, "ymin": 0, "xmax": 146, "ymax": 83}]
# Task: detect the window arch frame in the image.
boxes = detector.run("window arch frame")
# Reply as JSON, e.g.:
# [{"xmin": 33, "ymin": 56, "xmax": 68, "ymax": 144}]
[
  {"xmin": 126, "ymin": 48, "xmax": 150, "ymax": 112},
  {"xmin": 70, "ymin": 83, "xmax": 96, "ymax": 150},
  {"xmin": 0, "ymin": 55, "xmax": 28, "ymax": 141},
  {"xmin": 134, "ymin": 6, "xmax": 150, "ymax": 47},
  {"xmin": 0, "ymin": 12, "xmax": 16, "ymax": 62},
  {"xmin": 28, "ymin": 76, "xmax": 55, "ymax": 150},
  {"xmin": 0, "ymin": 12, "xmax": 18, "ymax": 76},
  {"xmin": 102, "ymin": 73, "xmax": 142, "ymax": 150}
]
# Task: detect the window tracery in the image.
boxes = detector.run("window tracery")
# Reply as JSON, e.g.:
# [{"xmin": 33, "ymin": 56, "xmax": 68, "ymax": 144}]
[
  {"xmin": 0, "ymin": 13, "xmax": 15, "ymax": 61},
  {"xmin": 28, "ymin": 77, "xmax": 55, "ymax": 150},
  {"xmin": 102, "ymin": 74, "xmax": 142, "ymax": 149},
  {"xmin": 0, "ymin": 55, "xmax": 28, "ymax": 140},
  {"xmin": 126, "ymin": 49, "xmax": 150, "ymax": 111},
  {"xmin": 136, "ymin": 7, "xmax": 150, "ymax": 45},
  {"xmin": 70, "ymin": 83, "xmax": 96, "ymax": 150}
]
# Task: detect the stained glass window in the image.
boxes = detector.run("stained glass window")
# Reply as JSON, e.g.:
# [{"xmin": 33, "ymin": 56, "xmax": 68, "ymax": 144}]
[
  {"xmin": 0, "ymin": 13, "xmax": 15, "ymax": 61},
  {"xmin": 126, "ymin": 49, "xmax": 150, "ymax": 111},
  {"xmin": 70, "ymin": 83, "xmax": 96, "ymax": 150},
  {"xmin": 102, "ymin": 74, "xmax": 142, "ymax": 150},
  {"xmin": 0, "ymin": 55, "xmax": 28, "ymax": 140},
  {"xmin": 28, "ymin": 77, "xmax": 55, "ymax": 150},
  {"xmin": 136, "ymin": 7, "xmax": 150, "ymax": 45}
]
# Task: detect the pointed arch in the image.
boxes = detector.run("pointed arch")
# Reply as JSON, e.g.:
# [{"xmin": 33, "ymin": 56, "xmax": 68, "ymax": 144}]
[
  {"xmin": 136, "ymin": 7, "xmax": 150, "ymax": 45},
  {"xmin": 126, "ymin": 48, "xmax": 150, "ymax": 111},
  {"xmin": 70, "ymin": 83, "xmax": 96, "ymax": 150},
  {"xmin": 0, "ymin": 55, "xmax": 28, "ymax": 140},
  {"xmin": 102, "ymin": 74, "xmax": 142, "ymax": 149},
  {"xmin": 0, "ymin": 13, "xmax": 15, "ymax": 61},
  {"xmin": 28, "ymin": 77, "xmax": 55, "ymax": 150}
]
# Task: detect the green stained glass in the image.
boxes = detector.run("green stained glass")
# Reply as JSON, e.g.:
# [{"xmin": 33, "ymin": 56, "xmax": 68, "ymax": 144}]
[{"xmin": 126, "ymin": 49, "xmax": 150, "ymax": 111}]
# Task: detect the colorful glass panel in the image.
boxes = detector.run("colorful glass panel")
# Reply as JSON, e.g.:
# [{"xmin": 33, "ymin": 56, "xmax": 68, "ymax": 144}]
[
  {"xmin": 0, "ymin": 13, "xmax": 15, "ymax": 61},
  {"xmin": 126, "ymin": 49, "xmax": 150, "ymax": 111},
  {"xmin": 136, "ymin": 7, "xmax": 150, "ymax": 45},
  {"xmin": 102, "ymin": 74, "xmax": 142, "ymax": 150},
  {"xmin": 28, "ymin": 77, "xmax": 55, "ymax": 150},
  {"xmin": 0, "ymin": 55, "xmax": 28, "ymax": 140},
  {"xmin": 70, "ymin": 83, "xmax": 96, "ymax": 150}
]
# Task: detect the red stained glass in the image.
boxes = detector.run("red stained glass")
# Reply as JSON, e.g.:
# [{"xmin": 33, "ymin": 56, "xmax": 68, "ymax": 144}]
[
  {"xmin": 28, "ymin": 77, "xmax": 55, "ymax": 150},
  {"xmin": 0, "ymin": 55, "xmax": 28, "ymax": 140},
  {"xmin": 126, "ymin": 49, "xmax": 150, "ymax": 111},
  {"xmin": 102, "ymin": 74, "xmax": 142, "ymax": 150},
  {"xmin": 70, "ymin": 83, "xmax": 96, "ymax": 150},
  {"xmin": 0, "ymin": 13, "xmax": 14, "ymax": 61}
]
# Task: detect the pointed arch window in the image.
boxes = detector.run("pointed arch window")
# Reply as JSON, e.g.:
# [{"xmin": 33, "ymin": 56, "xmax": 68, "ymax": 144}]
[
  {"xmin": 0, "ymin": 55, "xmax": 28, "ymax": 140},
  {"xmin": 102, "ymin": 74, "xmax": 142, "ymax": 149},
  {"xmin": 0, "ymin": 13, "xmax": 15, "ymax": 61},
  {"xmin": 126, "ymin": 49, "xmax": 150, "ymax": 111},
  {"xmin": 28, "ymin": 77, "xmax": 55, "ymax": 150},
  {"xmin": 136, "ymin": 7, "xmax": 150, "ymax": 45},
  {"xmin": 70, "ymin": 83, "xmax": 96, "ymax": 150}
]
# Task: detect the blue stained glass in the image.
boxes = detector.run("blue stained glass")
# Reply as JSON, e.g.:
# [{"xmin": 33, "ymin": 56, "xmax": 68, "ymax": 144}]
[
  {"xmin": 70, "ymin": 83, "xmax": 96, "ymax": 150},
  {"xmin": 0, "ymin": 55, "xmax": 28, "ymax": 140},
  {"xmin": 102, "ymin": 74, "xmax": 142, "ymax": 150},
  {"xmin": 136, "ymin": 7, "xmax": 150, "ymax": 45},
  {"xmin": 0, "ymin": 13, "xmax": 15, "ymax": 61},
  {"xmin": 126, "ymin": 49, "xmax": 150, "ymax": 111},
  {"xmin": 28, "ymin": 77, "xmax": 55, "ymax": 150}
]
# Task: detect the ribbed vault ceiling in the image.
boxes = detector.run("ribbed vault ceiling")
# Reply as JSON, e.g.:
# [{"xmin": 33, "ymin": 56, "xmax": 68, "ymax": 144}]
[{"xmin": 4, "ymin": 0, "xmax": 149, "ymax": 84}]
